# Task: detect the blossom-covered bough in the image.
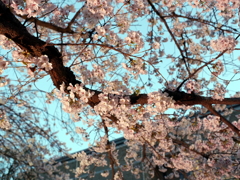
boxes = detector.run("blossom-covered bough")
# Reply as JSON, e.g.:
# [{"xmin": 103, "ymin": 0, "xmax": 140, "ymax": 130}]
[{"xmin": 1, "ymin": 0, "xmax": 240, "ymax": 179}]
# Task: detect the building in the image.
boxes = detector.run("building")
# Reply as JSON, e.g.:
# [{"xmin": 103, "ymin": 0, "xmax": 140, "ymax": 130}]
[{"xmin": 54, "ymin": 137, "xmax": 178, "ymax": 180}]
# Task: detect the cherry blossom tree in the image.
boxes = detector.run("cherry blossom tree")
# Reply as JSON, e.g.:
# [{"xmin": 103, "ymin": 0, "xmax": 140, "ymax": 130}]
[{"xmin": 1, "ymin": 0, "xmax": 240, "ymax": 179}]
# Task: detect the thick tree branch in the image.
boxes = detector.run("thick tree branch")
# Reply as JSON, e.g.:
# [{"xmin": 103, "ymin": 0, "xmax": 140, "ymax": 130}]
[
  {"xmin": 164, "ymin": 90, "xmax": 240, "ymax": 106},
  {"xmin": 1, "ymin": 2, "xmax": 240, "ymax": 136},
  {"xmin": 18, "ymin": 15, "xmax": 75, "ymax": 34},
  {"xmin": 0, "ymin": 2, "xmax": 78, "ymax": 89}
]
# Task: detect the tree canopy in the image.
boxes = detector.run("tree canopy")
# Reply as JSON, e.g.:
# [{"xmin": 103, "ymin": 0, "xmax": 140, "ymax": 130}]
[{"xmin": 1, "ymin": 0, "xmax": 240, "ymax": 179}]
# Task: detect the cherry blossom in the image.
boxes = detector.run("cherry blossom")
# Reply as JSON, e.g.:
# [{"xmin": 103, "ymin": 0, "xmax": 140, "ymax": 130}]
[
  {"xmin": 210, "ymin": 36, "xmax": 238, "ymax": 53},
  {"xmin": 1, "ymin": 0, "xmax": 240, "ymax": 179}
]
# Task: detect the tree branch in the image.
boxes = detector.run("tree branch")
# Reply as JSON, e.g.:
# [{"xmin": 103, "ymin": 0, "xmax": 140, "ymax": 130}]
[
  {"xmin": 66, "ymin": 5, "xmax": 85, "ymax": 30},
  {"xmin": 18, "ymin": 15, "xmax": 75, "ymax": 34},
  {"xmin": 1, "ymin": 1, "xmax": 240, "ymax": 137},
  {"xmin": 0, "ymin": 2, "xmax": 78, "ymax": 89},
  {"xmin": 204, "ymin": 104, "xmax": 240, "ymax": 136},
  {"xmin": 147, "ymin": 0, "xmax": 191, "ymax": 77}
]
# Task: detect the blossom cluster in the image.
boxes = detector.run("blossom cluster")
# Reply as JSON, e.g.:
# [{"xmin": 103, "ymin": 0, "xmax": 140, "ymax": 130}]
[
  {"xmin": 210, "ymin": 36, "xmax": 237, "ymax": 53},
  {"xmin": 212, "ymin": 83, "xmax": 227, "ymax": 101},
  {"xmin": 214, "ymin": 0, "xmax": 240, "ymax": 11},
  {"xmin": 187, "ymin": 0, "xmax": 240, "ymax": 13},
  {"xmin": 79, "ymin": 0, "xmax": 113, "ymax": 28},
  {"xmin": 122, "ymin": 58, "xmax": 147, "ymax": 77},
  {"xmin": 0, "ymin": 35, "xmax": 16, "ymax": 50},
  {"xmin": 50, "ymin": 5, "xmax": 75, "ymax": 28},
  {"xmin": 5, "ymin": 0, "xmax": 55, "ymax": 18},
  {"xmin": 184, "ymin": 80, "xmax": 201, "ymax": 94},
  {"xmin": 126, "ymin": 0, "xmax": 148, "ymax": 17},
  {"xmin": 0, "ymin": 118, "xmax": 11, "ymax": 130},
  {"xmin": 95, "ymin": 26, "xmax": 106, "ymax": 37},
  {"xmin": 148, "ymin": 91, "xmax": 176, "ymax": 113},
  {"xmin": 72, "ymin": 150, "xmax": 107, "ymax": 177},
  {"xmin": 212, "ymin": 60, "xmax": 224, "ymax": 76},
  {"xmin": 125, "ymin": 31, "xmax": 144, "ymax": 53},
  {"xmin": 171, "ymin": 155, "xmax": 194, "ymax": 171},
  {"xmin": 152, "ymin": 42, "xmax": 161, "ymax": 50},
  {"xmin": 203, "ymin": 115, "xmax": 221, "ymax": 132},
  {"xmin": 115, "ymin": 13, "xmax": 131, "ymax": 34},
  {"xmin": 54, "ymin": 83, "xmax": 93, "ymax": 117},
  {"xmin": 12, "ymin": 51, "xmax": 52, "ymax": 76},
  {"xmin": 78, "ymin": 48, "xmax": 95, "ymax": 62}
]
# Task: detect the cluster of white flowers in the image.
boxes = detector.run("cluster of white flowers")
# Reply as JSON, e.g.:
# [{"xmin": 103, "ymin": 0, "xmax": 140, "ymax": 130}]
[
  {"xmin": 125, "ymin": 31, "xmax": 144, "ymax": 53},
  {"xmin": 116, "ymin": 0, "xmax": 124, "ymax": 3},
  {"xmin": 79, "ymin": 0, "xmax": 113, "ymax": 27},
  {"xmin": 0, "ymin": 109, "xmax": 10, "ymax": 130},
  {"xmin": 210, "ymin": 36, "xmax": 237, "ymax": 53},
  {"xmin": 127, "ymin": 0, "xmax": 148, "ymax": 17},
  {"xmin": 0, "ymin": 118, "xmax": 11, "ymax": 130},
  {"xmin": 54, "ymin": 83, "xmax": 93, "ymax": 116},
  {"xmin": 115, "ymin": 14, "xmax": 131, "ymax": 34},
  {"xmin": 187, "ymin": 0, "xmax": 240, "ymax": 12},
  {"xmin": 6, "ymin": 0, "xmax": 55, "ymax": 18},
  {"xmin": 148, "ymin": 91, "xmax": 175, "ymax": 113},
  {"xmin": 95, "ymin": 26, "xmax": 106, "ymax": 37},
  {"xmin": 152, "ymin": 42, "xmax": 161, "ymax": 50},
  {"xmin": 35, "ymin": 55, "xmax": 53, "ymax": 71},
  {"xmin": 121, "ymin": 59, "xmax": 147, "ymax": 77},
  {"xmin": 162, "ymin": 0, "xmax": 175, "ymax": 7},
  {"xmin": 90, "ymin": 64, "xmax": 105, "ymax": 83},
  {"xmin": 0, "ymin": 35, "xmax": 16, "ymax": 50},
  {"xmin": 184, "ymin": 80, "xmax": 201, "ymax": 94},
  {"xmin": 73, "ymin": 151, "xmax": 107, "ymax": 177},
  {"xmin": 212, "ymin": 60, "xmax": 224, "ymax": 76},
  {"xmin": 203, "ymin": 115, "xmax": 221, "ymax": 132},
  {"xmin": 214, "ymin": 0, "xmax": 240, "ymax": 11},
  {"xmin": 78, "ymin": 48, "xmax": 95, "ymax": 62},
  {"xmin": 114, "ymin": 171, "xmax": 123, "ymax": 180},
  {"xmin": 171, "ymin": 155, "xmax": 194, "ymax": 171},
  {"xmin": 94, "ymin": 94, "xmax": 116, "ymax": 116},
  {"xmin": 212, "ymin": 83, "xmax": 227, "ymax": 101},
  {"xmin": 12, "ymin": 50, "xmax": 52, "ymax": 76},
  {"xmin": 100, "ymin": 170, "xmax": 109, "ymax": 177}
]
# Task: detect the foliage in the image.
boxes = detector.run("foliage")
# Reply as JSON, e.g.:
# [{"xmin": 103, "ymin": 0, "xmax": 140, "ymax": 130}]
[{"xmin": 0, "ymin": 0, "xmax": 240, "ymax": 179}]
